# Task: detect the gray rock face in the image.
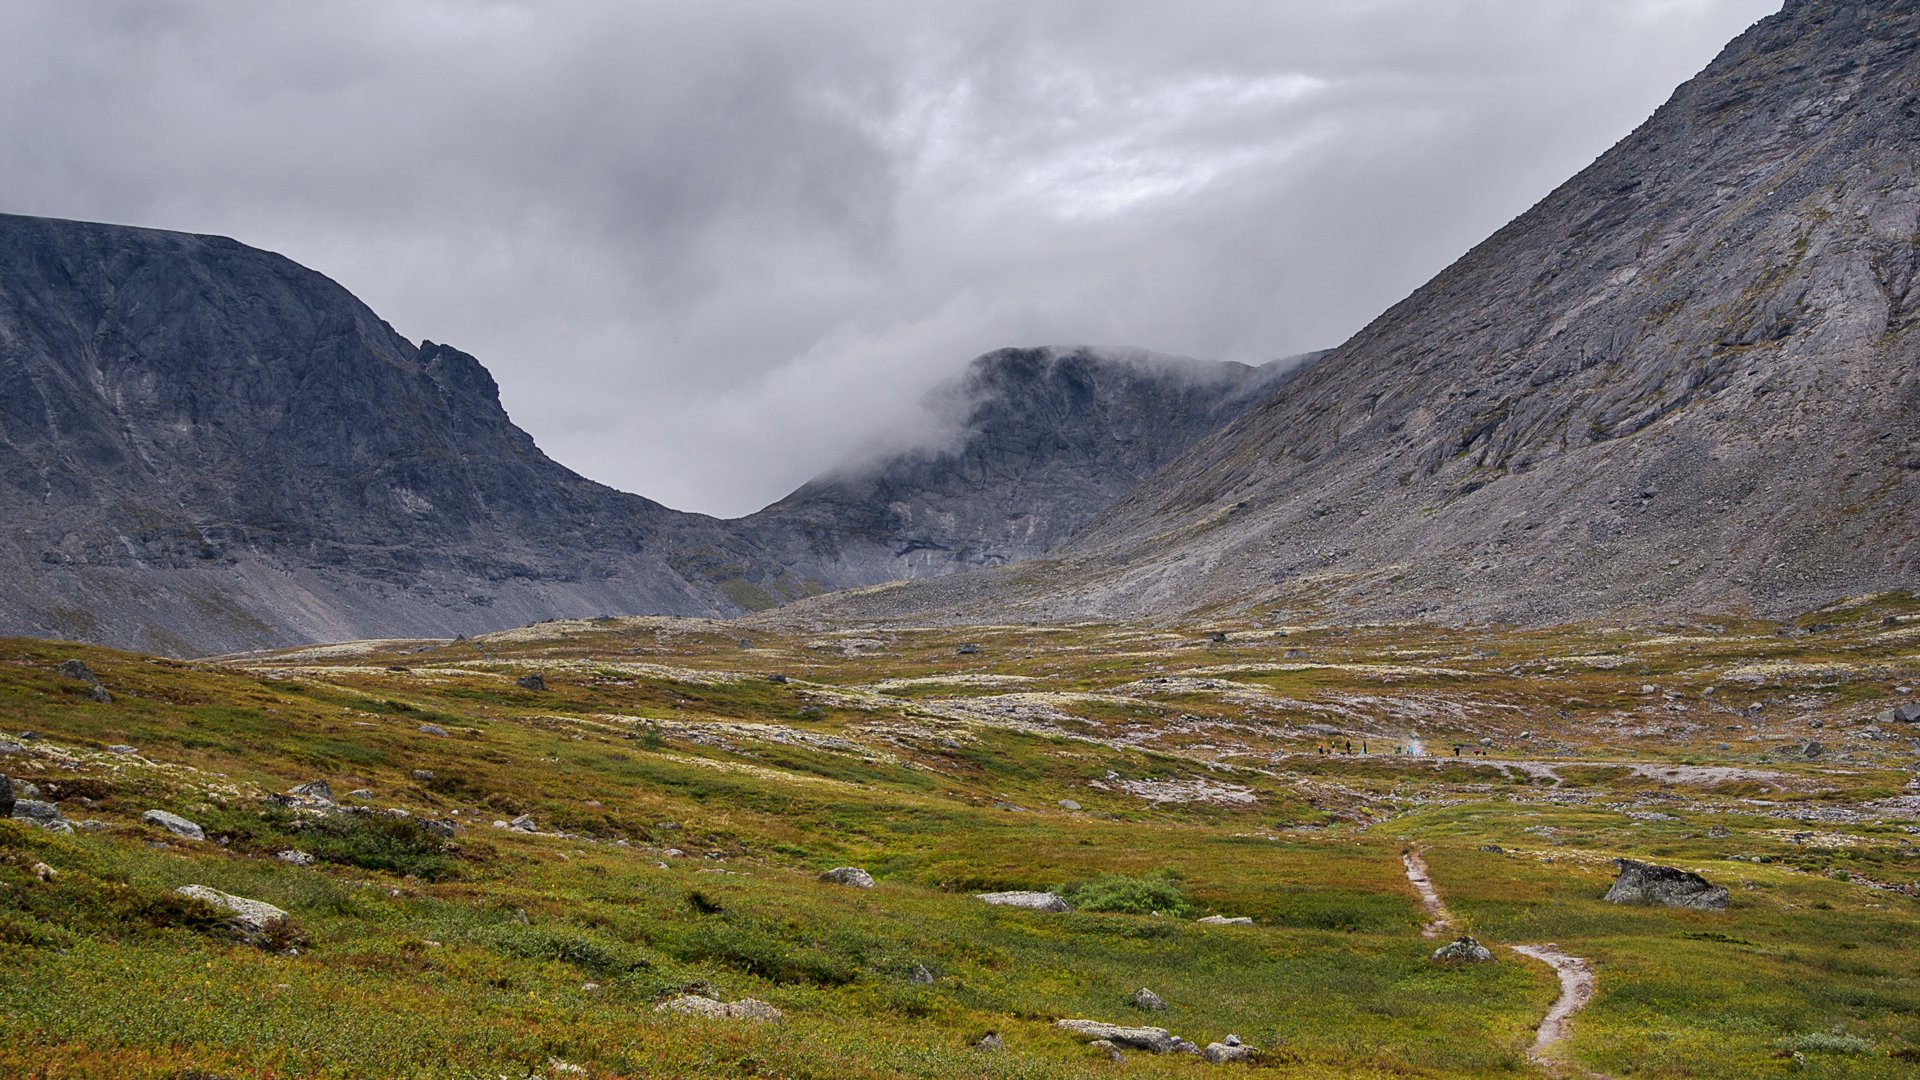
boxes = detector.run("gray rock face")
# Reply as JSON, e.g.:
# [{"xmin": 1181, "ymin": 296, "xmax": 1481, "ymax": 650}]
[
  {"xmin": 142, "ymin": 809, "xmax": 205, "ymax": 841},
  {"xmin": 976, "ymin": 890, "xmax": 1071, "ymax": 912},
  {"xmin": 1604, "ymin": 858, "xmax": 1730, "ymax": 910},
  {"xmin": 1431, "ymin": 936, "xmax": 1495, "ymax": 963},
  {"xmin": 12, "ymin": 799, "xmax": 63, "ymax": 825},
  {"xmin": 807, "ymin": 0, "xmax": 1920, "ymax": 627},
  {"xmin": 0, "ymin": 213, "xmax": 804, "ymax": 656},
  {"xmin": 736, "ymin": 347, "xmax": 1309, "ymax": 590},
  {"xmin": 819, "ymin": 866, "xmax": 875, "ymax": 888}
]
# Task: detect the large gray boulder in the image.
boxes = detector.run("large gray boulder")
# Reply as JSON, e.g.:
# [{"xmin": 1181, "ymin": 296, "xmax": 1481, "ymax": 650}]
[
  {"xmin": 1604, "ymin": 859, "xmax": 1729, "ymax": 910},
  {"xmin": 1880, "ymin": 703, "xmax": 1920, "ymax": 724},
  {"xmin": 976, "ymin": 890, "xmax": 1071, "ymax": 912},
  {"xmin": 1054, "ymin": 1019, "xmax": 1196, "ymax": 1054},
  {"xmin": 142, "ymin": 809, "xmax": 206, "ymax": 841},
  {"xmin": 176, "ymin": 885, "xmax": 293, "ymax": 947},
  {"xmin": 11, "ymin": 799, "xmax": 63, "ymax": 825},
  {"xmin": 1203, "ymin": 1035, "xmax": 1257, "ymax": 1063},
  {"xmin": 819, "ymin": 867, "xmax": 875, "ymax": 888}
]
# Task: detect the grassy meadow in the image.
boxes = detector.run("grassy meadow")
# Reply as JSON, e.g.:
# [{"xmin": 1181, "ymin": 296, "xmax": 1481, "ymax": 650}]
[{"xmin": 2, "ymin": 595, "xmax": 1918, "ymax": 1077}]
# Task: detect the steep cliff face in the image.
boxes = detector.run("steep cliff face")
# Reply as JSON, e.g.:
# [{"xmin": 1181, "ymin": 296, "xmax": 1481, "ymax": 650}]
[
  {"xmin": 0, "ymin": 214, "xmax": 793, "ymax": 653},
  {"xmin": 803, "ymin": 0, "xmax": 1919, "ymax": 626},
  {"xmin": 737, "ymin": 346, "xmax": 1303, "ymax": 589}
]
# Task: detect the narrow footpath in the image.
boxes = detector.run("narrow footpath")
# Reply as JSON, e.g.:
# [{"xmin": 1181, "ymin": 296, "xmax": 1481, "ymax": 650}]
[{"xmin": 1401, "ymin": 848, "xmax": 1607, "ymax": 1078}]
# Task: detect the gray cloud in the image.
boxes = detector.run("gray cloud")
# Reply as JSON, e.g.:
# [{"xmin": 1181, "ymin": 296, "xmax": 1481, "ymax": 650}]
[{"xmin": 0, "ymin": 0, "xmax": 1780, "ymax": 515}]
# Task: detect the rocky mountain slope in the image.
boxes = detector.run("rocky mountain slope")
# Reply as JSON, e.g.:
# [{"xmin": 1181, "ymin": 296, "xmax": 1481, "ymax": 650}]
[
  {"xmin": 814, "ymin": 0, "xmax": 1918, "ymax": 626},
  {"xmin": 0, "ymin": 213, "xmax": 806, "ymax": 654},
  {"xmin": 736, "ymin": 347, "xmax": 1302, "ymax": 590}
]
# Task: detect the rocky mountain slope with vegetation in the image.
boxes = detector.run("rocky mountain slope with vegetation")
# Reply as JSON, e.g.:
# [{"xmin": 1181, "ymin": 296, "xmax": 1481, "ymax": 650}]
[
  {"xmin": 737, "ymin": 346, "xmax": 1303, "ymax": 591},
  {"xmin": 829, "ymin": 0, "xmax": 1918, "ymax": 628}
]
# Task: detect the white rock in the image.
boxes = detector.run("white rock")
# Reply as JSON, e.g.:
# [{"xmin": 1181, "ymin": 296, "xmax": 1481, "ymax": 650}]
[{"xmin": 976, "ymin": 890, "xmax": 1071, "ymax": 912}]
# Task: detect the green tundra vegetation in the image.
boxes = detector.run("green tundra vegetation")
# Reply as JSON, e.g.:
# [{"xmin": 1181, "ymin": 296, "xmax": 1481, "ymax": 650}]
[{"xmin": 2, "ymin": 593, "xmax": 1918, "ymax": 1078}]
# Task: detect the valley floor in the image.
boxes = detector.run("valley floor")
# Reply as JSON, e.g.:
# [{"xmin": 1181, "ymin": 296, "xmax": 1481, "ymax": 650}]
[{"xmin": 3, "ymin": 595, "xmax": 1919, "ymax": 1077}]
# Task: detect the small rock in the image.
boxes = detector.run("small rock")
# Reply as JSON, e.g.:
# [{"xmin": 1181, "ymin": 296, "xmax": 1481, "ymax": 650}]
[
  {"xmin": 1431, "ymin": 936, "xmax": 1494, "ymax": 963},
  {"xmin": 409, "ymin": 769, "xmax": 435, "ymax": 781},
  {"xmin": 1129, "ymin": 987, "xmax": 1167, "ymax": 1011},
  {"xmin": 819, "ymin": 866, "xmax": 875, "ymax": 888},
  {"xmin": 346, "ymin": 789, "xmax": 374, "ymax": 800},
  {"xmin": 654, "ymin": 994, "xmax": 783, "ymax": 1022},
  {"xmin": 766, "ymin": 674, "xmax": 789, "ymax": 684},
  {"xmin": 976, "ymin": 890, "xmax": 1071, "ymax": 912},
  {"xmin": 515, "ymin": 674, "xmax": 547, "ymax": 692},
  {"xmin": 89, "ymin": 685, "xmax": 113, "ymax": 704},
  {"xmin": 973, "ymin": 1033, "xmax": 1004, "ymax": 1051},
  {"xmin": 508, "ymin": 814, "xmax": 537, "ymax": 832},
  {"xmin": 909, "ymin": 964, "xmax": 935, "ymax": 985},
  {"xmin": 418, "ymin": 724, "xmax": 449, "ymax": 737},
  {"xmin": 1708, "ymin": 825, "xmax": 1731, "ymax": 838},
  {"xmin": 1196, "ymin": 914, "xmax": 1253, "ymax": 925},
  {"xmin": 1480, "ymin": 844, "xmax": 1505, "ymax": 853},
  {"xmin": 1091, "ymin": 1039, "xmax": 1125, "ymax": 1063},
  {"xmin": 547, "ymin": 1060, "xmax": 587, "ymax": 1077},
  {"xmin": 956, "ymin": 644, "xmax": 980, "ymax": 655},
  {"xmin": 1204, "ymin": 1039, "xmax": 1257, "ymax": 1063},
  {"xmin": 58, "ymin": 659, "xmax": 99, "ymax": 684},
  {"xmin": 31, "ymin": 862, "xmax": 56, "ymax": 882},
  {"xmin": 276, "ymin": 850, "xmax": 316, "ymax": 866},
  {"xmin": 0, "ymin": 742, "xmax": 21, "ymax": 756},
  {"xmin": 664, "ymin": 847, "xmax": 686, "ymax": 857},
  {"xmin": 420, "ymin": 818, "xmax": 458, "ymax": 838},
  {"xmin": 143, "ymin": 810, "xmax": 206, "ymax": 840},
  {"xmin": 1058, "ymin": 799, "xmax": 1082, "ymax": 811},
  {"xmin": 1604, "ymin": 858, "xmax": 1730, "ymax": 910},
  {"xmin": 176, "ymin": 885, "xmax": 294, "ymax": 947},
  {"xmin": 107, "ymin": 745, "xmax": 139, "ymax": 755}
]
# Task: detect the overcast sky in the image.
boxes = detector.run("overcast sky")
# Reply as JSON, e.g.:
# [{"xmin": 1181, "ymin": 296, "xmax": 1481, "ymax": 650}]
[{"xmin": 1, "ymin": 0, "xmax": 1780, "ymax": 516}]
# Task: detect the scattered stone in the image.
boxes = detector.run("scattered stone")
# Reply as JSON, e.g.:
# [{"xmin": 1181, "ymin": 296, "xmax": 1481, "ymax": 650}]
[
  {"xmin": 508, "ymin": 814, "xmax": 537, "ymax": 832},
  {"xmin": 107, "ymin": 745, "xmax": 138, "ymax": 755},
  {"xmin": 547, "ymin": 1060, "xmax": 587, "ymax": 1077},
  {"xmin": 287, "ymin": 780, "xmax": 335, "ymax": 803},
  {"xmin": 0, "ymin": 742, "xmax": 21, "ymax": 756},
  {"xmin": 12, "ymin": 799, "xmax": 63, "ymax": 824},
  {"xmin": 1055, "ymin": 1019, "xmax": 1193, "ymax": 1054},
  {"xmin": 909, "ymin": 964, "xmax": 935, "ymax": 985},
  {"xmin": 1091, "ymin": 1039, "xmax": 1125, "ymax": 1062},
  {"xmin": 1196, "ymin": 914, "xmax": 1253, "ymax": 925},
  {"xmin": 1881, "ymin": 703, "xmax": 1920, "ymax": 724},
  {"xmin": 1803, "ymin": 741, "xmax": 1824, "ymax": 759},
  {"xmin": 654, "ymin": 994, "xmax": 783, "ymax": 1021},
  {"xmin": 795, "ymin": 705, "xmax": 826, "ymax": 720},
  {"xmin": 973, "ymin": 1033, "xmax": 1004, "ymax": 1051},
  {"xmin": 1431, "ymin": 936, "xmax": 1494, "ymax": 963},
  {"xmin": 89, "ymin": 685, "xmax": 113, "ymax": 703},
  {"xmin": 418, "ymin": 724, "xmax": 449, "ymax": 737},
  {"xmin": 420, "ymin": 818, "xmax": 458, "ymax": 838},
  {"xmin": 58, "ymin": 659, "xmax": 98, "ymax": 684},
  {"xmin": 1129, "ymin": 987, "xmax": 1167, "ymax": 1011},
  {"xmin": 346, "ymin": 789, "xmax": 374, "ymax": 800},
  {"xmin": 1604, "ymin": 858, "xmax": 1730, "ymax": 910},
  {"xmin": 277, "ymin": 850, "xmax": 316, "ymax": 866},
  {"xmin": 956, "ymin": 644, "xmax": 980, "ymax": 655},
  {"xmin": 819, "ymin": 866, "xmax": 875, "ymax": 888},
  {"xmin": 175, "ymin": 885, "xmax": 294, "ymax": 948},
  {"xmin": 1208, "ymin": 631, "xmax": 1228, "ymax": 643},
  {"xmin": 1480, "ymin": 844, "xmax": 1505, "ymax": 853},
  {"xmin": 976, "ymin": 890, "xmax": 1071, "ymax": 912},
  {"xmin": 766, "ymin": 674, "xmax": 789, "ymax": 684},
  {"xmin": 1204, "ymin": 1036, "xmax": 1257, "ymax": 1063},
  {"xmin": 31, "ymin": 862, "xmax": 56, "ymax": 882},
  {"xmin": 409, "ymin": 769, "xmax": 435, "ymax": 781},
  {"xmin": 142, "ymin": 809, "xmax": 206, "ymax": 841},
  {"xmin": 1708, "ymin": 825, "xmax": 1731, "ymax": 838},
  {"xmin": 1058, "ymin": 799, "xmax": 1082, "ymax": 811},
  {"xmin": 515, "ymin": 674, "xmax": 547, "ymax": 691},
  {"xmin": 664, "ymin": 847, "xmax": 686, "ymax": 857}
]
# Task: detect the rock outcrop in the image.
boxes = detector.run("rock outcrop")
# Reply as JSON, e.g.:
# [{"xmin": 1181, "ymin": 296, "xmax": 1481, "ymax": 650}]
[
  {"xmin": 976, "ymin": 890, "xmax": 1071, "ymax": 912},
  {"xmin": 1055, "ymin": 1019, "xmax": 1197, "ymax": 1055},
  {"xmin": 1431, "ymin": 936, "xmax": 1495, "ymax": 963},
  {"xmin": 654, "ymin": 995, "xmax": 783, "ymax": 1022},
  {"xmin": 1604, "ymin": 859, "xmax": 1730, "ymax": 910}
]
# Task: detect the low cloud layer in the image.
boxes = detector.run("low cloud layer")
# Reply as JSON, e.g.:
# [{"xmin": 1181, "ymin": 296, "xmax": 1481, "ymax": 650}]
[{"xmin": 0, "ymin": 0, "xmax": 1780, "ymax": 515}]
